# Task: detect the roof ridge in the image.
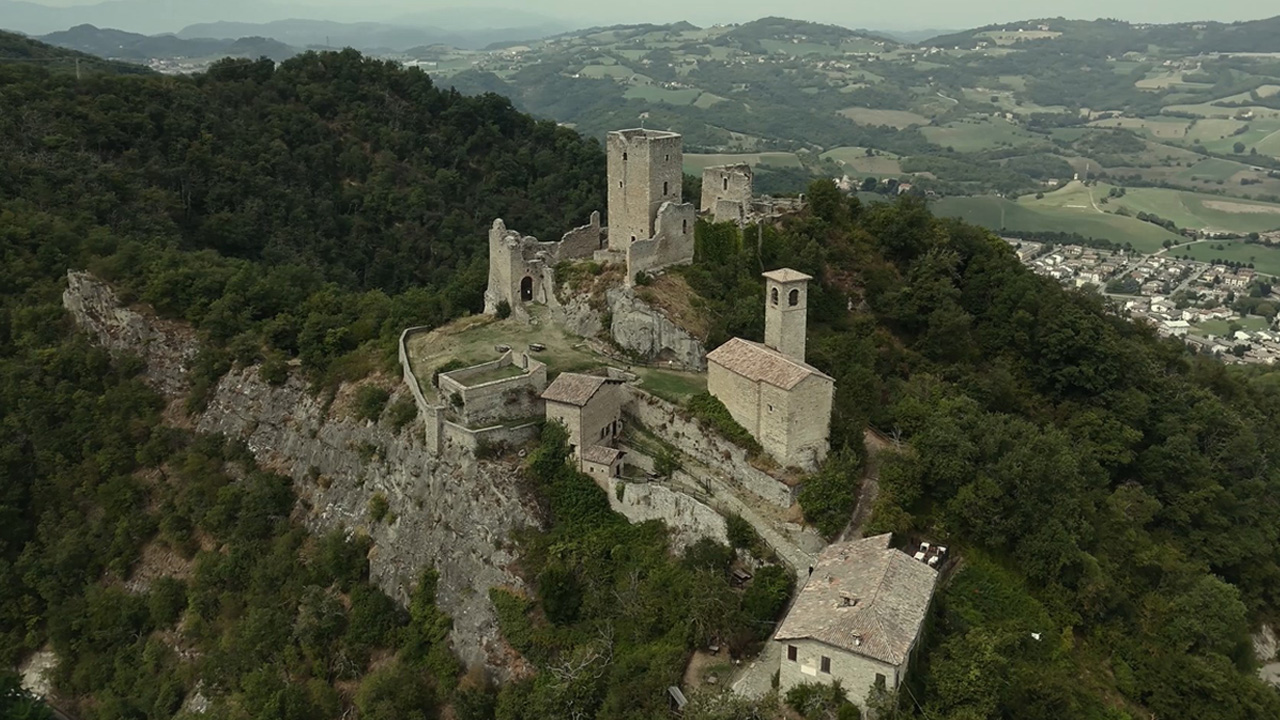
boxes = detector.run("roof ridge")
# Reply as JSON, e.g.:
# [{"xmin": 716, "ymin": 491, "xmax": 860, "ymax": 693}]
[{"xmin": 733, "ymin": 338, "xmax": 835, "ymax": 381}]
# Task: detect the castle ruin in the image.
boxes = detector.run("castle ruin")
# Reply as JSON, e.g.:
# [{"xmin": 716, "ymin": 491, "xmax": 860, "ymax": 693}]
[
  {"xmin": 605, "ymin": 129, "xmax": 696, "ymax": 283},
  {"xmin": 700, "ymin": 163, "xmax": 808, "ymax": 226},
  {"xmin": 483, "ymin": 212, "xmax": 604, "ymax": 315}
]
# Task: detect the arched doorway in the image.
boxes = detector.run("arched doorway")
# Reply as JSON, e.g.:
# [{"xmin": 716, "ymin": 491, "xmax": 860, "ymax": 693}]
[{"xmin": 520, "ymin": 276, "xmax": 534, "ymax": 302}]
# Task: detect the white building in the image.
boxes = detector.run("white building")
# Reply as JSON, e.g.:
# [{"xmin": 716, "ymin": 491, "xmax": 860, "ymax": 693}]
[{"xmin": 774, "ymin": 534, "xmax": 937, "ymax": 709}]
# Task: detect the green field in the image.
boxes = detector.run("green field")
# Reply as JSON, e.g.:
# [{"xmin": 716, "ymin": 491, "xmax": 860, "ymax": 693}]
[
  {"xmin": 932, "ymin": 183, "xmax": 1183, "ymax": 252},
  {"xmin": 683, "ymin": 152, "xmax": 803, "ymax": 173},
  {"xmin": 820, "ymin": 147, "xmax": 903, "ymax": 175},
  {"xmin": 922, "ymin": 118, "xmax": 1041, "ymax": 151},
  {"xmin": 1180, "ymin": 242, "xmax": 1280, "ymax": 277},
  {"xmin": 580, "ymin": 64, "xmax": 633, "ymax": 80},
  {"xmin": 838, "ymin": 107, "xmax": 929, "ymax": 128},
  {"xmin": 1195, "ymin": 316, "xmax": 1271, "ymax": 337},
  {"xmin": 1107, "ymin": 187, "xmax": 1280, "ymax": 234},
  {"xmin": 623, "ymin": 85, "xmax": 702, "ymax": 105}
]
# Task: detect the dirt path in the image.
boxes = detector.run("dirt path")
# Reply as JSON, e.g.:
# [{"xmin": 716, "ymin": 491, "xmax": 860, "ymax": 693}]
[{"xmin": 840, "ymin": 427, "xmax": 897, "ymax": 542}]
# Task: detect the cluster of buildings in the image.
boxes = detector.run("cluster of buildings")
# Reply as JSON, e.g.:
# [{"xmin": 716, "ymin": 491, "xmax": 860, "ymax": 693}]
[{"xmin": 1006, "ymin": 238, "xmax": 1280, "ymax": 364}]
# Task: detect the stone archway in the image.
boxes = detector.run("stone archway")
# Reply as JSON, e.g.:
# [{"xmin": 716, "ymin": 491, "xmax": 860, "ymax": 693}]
[{"xmin": 520, "ymin": 276, "xmax": 534, "ymax": 302}]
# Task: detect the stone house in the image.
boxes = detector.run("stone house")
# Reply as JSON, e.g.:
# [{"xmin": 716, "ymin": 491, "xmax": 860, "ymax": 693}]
[
  {"xmin": 774, "ymin": 534, "xmax": 938, "ymax": 709},
  {"xmin": 581, "ymin": 445, "xmax": 626, "ymax": 481},
  {"xmin": 541, "ymin": 372, "xmax": 626, "ymax": 469},
  {"xmin": 706, "ymin": 269, "xmax": 833, "ymax": 471}
]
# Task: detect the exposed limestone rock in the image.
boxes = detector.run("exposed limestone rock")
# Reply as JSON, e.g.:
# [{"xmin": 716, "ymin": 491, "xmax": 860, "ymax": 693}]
[
  {"xmin": 62, "ymin": 272, "xmax": 538, "ymax": 676},
  {"xmin": 558, "ymin": 292, "xmax": 604, "ymax": 339},
  {"xmin": 605, "ymin": 286, "xmax": 706, "ymax": 371},
  {"xmin": 62, "ymin": 271, "xmax": 198, "ymax": 397}
]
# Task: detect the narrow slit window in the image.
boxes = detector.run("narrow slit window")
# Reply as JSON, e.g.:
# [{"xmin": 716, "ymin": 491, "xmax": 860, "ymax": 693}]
[{"xmin": 820, "ymin": 656, "xmax": 831, "ymax": 674}]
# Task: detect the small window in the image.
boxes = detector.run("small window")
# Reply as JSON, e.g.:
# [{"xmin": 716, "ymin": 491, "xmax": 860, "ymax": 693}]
[
  {"xmin": 623, "ymin": 152, "xmax": 628, "ymax": 161},
  {"xmin": 767, "ymin": 404, "xmax": 774, "ymax": 413},
  {"xmin": 631, "ymin": 235, "xmax": 637, "ymax": 243},
  {"xmin": 787, "ymin": 645, "xmax": 797, "ymax": 662},
  {"xmin": 723, "ymin": 176, "xmax": 729, "ymax": 190},
  {"xmin": 820, "ymin": 656, "xmax": 831, "ymax": 674},
  {"xmin": 663, "ymin": 181, "xmax": 669, "ymax": 195},
  {"xmin": 682, "ymin": 219, "xmax": 688, "ymax": 233},
  {"xmin": 770, "ymin": 288, "xmax": 779, "ymax": 305},
  {"xmin": 665, "ymin": 154, "xmax": 670, "ymax": 161},
  {"xmin": 875, "ymin": 673, "xmax": 887, "ymax": 689},
  {"xmin": 619, "ymin": 181, "xmax": 623, "ymax": 188},
  {"xmin": 788, "ymin": 288, "xmax": 800, "ymax": 306}
]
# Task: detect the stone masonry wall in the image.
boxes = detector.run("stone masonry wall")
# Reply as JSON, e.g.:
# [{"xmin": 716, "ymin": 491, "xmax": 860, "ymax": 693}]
[
  {"xmin": 627, "ymin": 389, "xmax": 795, "ymax": 508},
  {"xmin": 607, "ymin": 481, "xmax": 728, "ymax": 552},
  {"xmin": 626, "ymin": 201, "xmax": 695, "ymax": 283},
  {"xmin": 438, "ymin": 353, "xmax": 548, "ymax": 428},
  {"xmin": 701, "ymin": 164, "xmax": 753, "ymax": 220}
]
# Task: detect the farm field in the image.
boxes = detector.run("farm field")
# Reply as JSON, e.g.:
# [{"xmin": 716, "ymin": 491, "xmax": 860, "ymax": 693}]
[
  {"xmin": 1195, "ymin": 316, "xmax": 1272, "ymax": 337},
  {"xmin": 921, "ymin": 118, "xmax": 1042, "ymax": 151},
  {"xmin": 1179, "ymin": 242, "xmax": 1280, "ymax": 277},
  {"xmin": 820, "ymin": 147, "xmax": 903, "ymax": 175},
  {"xmin": 932, "ymin": 190, "xmax": 1182, "ymax": 253},
  {"xmin": 623, "ymin": 85, "xmax": 701, "ymax": 105},
  {"xmin": 682, "ymin": 152, "xmax": 804, "ymax": 173},
  {"xmin": 838, "ymin": 107, "xmax": 929, "ymax": 128},
  {"xmin": 1107, "ymin": 188, "xmax": 1280, "ymax": 235}
]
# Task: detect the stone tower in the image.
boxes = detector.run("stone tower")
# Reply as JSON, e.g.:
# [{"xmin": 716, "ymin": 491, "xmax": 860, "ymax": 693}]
[
  {"xmin": 607, "ymin": 129, "xmax": 685, "ymax": 252},
  {"xmin": 763, "ymin": 268, "xmax": 812, "ymax": 363},
  {"xmin": 701, "ymin": 164, "xmax": 753, "ymax": 223}
]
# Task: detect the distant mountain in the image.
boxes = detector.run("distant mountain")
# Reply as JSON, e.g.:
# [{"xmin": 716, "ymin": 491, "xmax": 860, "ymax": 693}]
[
  {"xmin": 37, "ymin": 24, "xmax": 299, "ymax": 62},
  {"xmin": 725, "ymin": 16, "xmax": 900, "ymax": 48},
  {"xmin": 922, "ymin": 15, "xmax": 1280, "ymax": 53},
  {"xmin": 39, "ymin": 24, "xmax": 227, "ymax": 60},
  {"xmin": 177, "ymin": 18, "xmax": 564, "ymax": 51},
  {"xmin": 0, "ymin": 0, "xmax": 569, "ymax": 43},
  {"xmin": 872, "ymin": 28, "xmax": 961, "ymax": 44},
  {"xmin": 0, "ymin": 27, "xmax": 151, "ymax": 74}
]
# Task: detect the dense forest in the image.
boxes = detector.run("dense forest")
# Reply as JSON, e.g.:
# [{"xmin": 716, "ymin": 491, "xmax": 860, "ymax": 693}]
[
  {"xmin": 5, "ymin": 35, "xmax": 1280, "ymax": 720},
  {"xmin": 0, "ymin": 47, "xmax": 605, "ymax": 719},
  {"xmin": 679, "ymin": 183, "xmax": 1280, "ymax": 718}
]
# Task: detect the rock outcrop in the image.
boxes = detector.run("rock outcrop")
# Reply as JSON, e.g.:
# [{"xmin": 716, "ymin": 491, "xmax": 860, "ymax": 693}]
[
  {"xmin": 606, "ymin": 286, "xmax": 706, "ymax": 371},
  {"xmin": 62, "ymin": 272, "xmax": 538, "ymax": 676}
]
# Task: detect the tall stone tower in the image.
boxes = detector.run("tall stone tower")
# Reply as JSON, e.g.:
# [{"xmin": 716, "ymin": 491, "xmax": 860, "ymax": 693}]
[
  {"xmin": 607, "ymin": 129, "xmax": 685, "ymax": 252},
  {"xmin": 763, "ymin": 268, "xmax": 812, "ymax": 363}
]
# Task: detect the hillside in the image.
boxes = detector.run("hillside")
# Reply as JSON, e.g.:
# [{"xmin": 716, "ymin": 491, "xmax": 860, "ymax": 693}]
[
  {"xmin": 37, "ymin": 24, "xmax": 298, "ymax": 62},
  {"xmin": 5, "ymin": 28, "xmax": 1280, "ymax": 720},
  {"xmin": 0, "ymin": 28, "xmax": 151, "ymax": 74}
]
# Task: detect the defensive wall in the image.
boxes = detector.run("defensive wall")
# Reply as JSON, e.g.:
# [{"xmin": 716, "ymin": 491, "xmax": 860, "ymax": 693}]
[
  {"xmin": 626, "ymin": 201, "xmax": 696, "ymax": 283},
  {"xmin": 437, "ymin": 351, "xmax": 547, "ymax": 428}
]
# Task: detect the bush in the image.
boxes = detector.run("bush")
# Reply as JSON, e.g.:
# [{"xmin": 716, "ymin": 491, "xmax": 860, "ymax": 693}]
[
  {"xmin": 496, "ymin": 300, "xmax": 511, "ymax": 319},
  {"xmin": 368, "ymin": 493, "xmax": 390, "ymax": 523},
  {"xmin": 798, "ymin": 450, "xmax": 863, "ymax": 540},
  {"xmin": 388, "ymin": 396, "xmax": 419, "ymax": 432},
  {"xmin": 148, "ymin": 577, "xmax": 188, "ymax": 627},
  {"xmin": 726, "ymin": 514, "xmax": 759, "ymax": 551},
  {"xmin": 786, "ymin": 681, "xmax": 859, "ymax": 720},
  {"xmin": 634, "ymin": 271, "xmax": 653, "ymax": 286},
  {"xmin": 741, "ymin": 565, "xmax": 794, "ymax": 636},
  {"xmin": 355, "ymin": 385, "xmax": 391, "ymax": 422},
  {"xmin": 432, "ymin": 359, "xmax": 466, "ymax": 387},
  {"xmin": 654, "ymin": 447, "xmax": 681, "ymax": 477},
  {"xmin": 687, "ymin": 393, "xmax": 763, "ymax": 455}
]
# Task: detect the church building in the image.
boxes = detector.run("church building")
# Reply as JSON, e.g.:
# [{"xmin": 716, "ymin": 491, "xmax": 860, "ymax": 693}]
[{"xmin": 705, "ymin": 269, "xmax": 833, "ymax": 471}]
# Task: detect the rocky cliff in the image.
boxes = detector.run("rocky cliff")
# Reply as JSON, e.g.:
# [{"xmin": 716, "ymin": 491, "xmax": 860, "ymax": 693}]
[
  {"xmin": 556, "ymin": 284, "xmax": 706, "ymax": 371},
  {"xmin": 62, "ymin": 271, "xmax": 538, "ymax": 676}
]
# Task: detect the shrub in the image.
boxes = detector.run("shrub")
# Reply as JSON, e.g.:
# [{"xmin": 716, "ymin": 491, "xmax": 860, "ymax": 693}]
[
  {"xmin": 388, "ymin": 397, "xmax": 419, "ymax": 432},
  {"xmin": 432, "ymin": 359, "xmax": 466, "ymax": 387},
  {"xmin": 798, "ymin": 450, "xmax": 863, "ymax": 540},
  {"xmin": 148, "ymin": 577, "xmax": 188, "ymax": 627},
  {"xmin": 259, "ymin": 351, "xmax": 289, "ymax": 385},
  {"xmin": 654, "ymin": 447, "xmax": 681, "ymax": 477},
  {"xmin": 496, "ymin": 300, "xmax": 511, "ymax": 319},
  {"xmin": 786, "ymin": 681, "xmax": 859, "ymax": 720},
  {"xmin": 726, "ymin": 514, "xmax": 758, "ymax": 551},
  {"xmin": 368, "ymin": 493, "xmax": 390, "ymax": 523},
  {"xmin": 355, "ymin": 385, "xmax": 391, "ymax": 422},
  {"xmin": 741, "ymin": 565, "xmax": 794, "ymax": 637},
  {"xmin": 687, "ymin": 393, "xmax": 763, "ymax": 455},
  {"xmin": 634, "ymin": 270, "xmax": 652, "ymax": 286}
]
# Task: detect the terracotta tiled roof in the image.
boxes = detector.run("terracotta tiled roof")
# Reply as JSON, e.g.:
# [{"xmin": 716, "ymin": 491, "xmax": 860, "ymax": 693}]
[
  {"xmin": 774, "ymin": 534, "xmax": 937, "ymax": 666},
  {"xmin": 581, "ymin": 445, "xmax": 625, "ymax": 465},
  {"xmin": 541, "ymin": 373, "xmax": 609, "ymax": 406},
  {"xmin": 762, "ymin": 268, "xmax": 813, "ymax": 284},
  {"xmin": 706, "ymin": 338, "xmax": 832, "ymax": 390}
]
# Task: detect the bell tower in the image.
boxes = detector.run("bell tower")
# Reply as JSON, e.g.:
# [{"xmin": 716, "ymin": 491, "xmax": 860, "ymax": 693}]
[{"xmin": 763, "ymin": 268, "xmax": 812, "ymax": 363}]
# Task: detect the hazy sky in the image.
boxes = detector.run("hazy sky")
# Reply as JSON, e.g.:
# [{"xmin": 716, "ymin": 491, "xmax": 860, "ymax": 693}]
[{"xmin": 17, "ymin": 0, "xmax": 1280, "ymax": 30}]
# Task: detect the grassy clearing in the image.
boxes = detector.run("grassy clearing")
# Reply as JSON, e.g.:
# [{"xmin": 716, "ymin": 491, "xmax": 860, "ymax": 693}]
[
  {"xmin": 1162, "ymin": 102, "xmax": 1280, "ymax": 120},
  {"xmin": 693, "ymin": 92, "xmax": 727, "ymax": 109},
  {"xmin": 932, "ymin": 184, "xmax": 1182, "ymax": 253},
  {"xmin": 838, "ymin": 107, "xmax": 929, "ymax": 128},
  {"xmin": 634, "ymin": 369, "xmax": 707, "ymax": 403},
  {"xmin": 1109, "ymin": 188, "xmax": 1280, "ymax": 234},
  {"xmin": 821, "ymin": 147, "xmax": 903, "ymax": 175},
  {"xmin": 683, "ymin": 152, "xmax": 803, "ymax": 173},
  {"xmin": 1195, "ymin": 316, "xmax": 1271, "ymax": 336},
  {"xmin": 623, "ymin": 85, "xmax": 702, "ymax": 105},
  {"xmin": 1088, "ymin": 116, "xmax": 1190, "ymax": 138},
  {"xmin": 921, "ymin": 118, "xmax": 1041, "ymax": 151},
  {"xmin": 1181, "ymin": 242, "xmax": 1280, "ymax": 277}
]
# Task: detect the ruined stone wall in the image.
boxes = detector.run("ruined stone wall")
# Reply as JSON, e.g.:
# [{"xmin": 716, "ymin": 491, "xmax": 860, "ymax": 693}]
[
  {"xmin": 626, "ymin": 201, "xmax": 695, "ymax": 282},
  {"xmin": 626, "ymin": 390, "xmax": 795, "ymax": 508},
  {"xmin": 558, "ymin": 211, "xmax": 605, "ymax": 260},
  {"xmin": 483, "ymin": 219, "xmax": 558, "ymax": 315},
  {"xmin": 701, "ymin": 164, "xmax": 753, "ymax": 220},
  {"xmin": 607, "ymin": 481, "xmax": 728, "ymax": 552},
  {"xmin": 438, "ymin": 353, "xmax": 548, "ymax": 428}
]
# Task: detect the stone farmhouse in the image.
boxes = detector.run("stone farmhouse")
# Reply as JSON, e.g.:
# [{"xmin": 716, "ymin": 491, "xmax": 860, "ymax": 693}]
[
  {"xmin": 707, "ymin": 269, "xmax": 834, "ymax": 471},
  {"xmin": 541, "ymin": 372, "xmax": 627, "ymax": 474},
  {"xmin": 774, "ymin": 534, "xmax": 938, "ymax": 709}
]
